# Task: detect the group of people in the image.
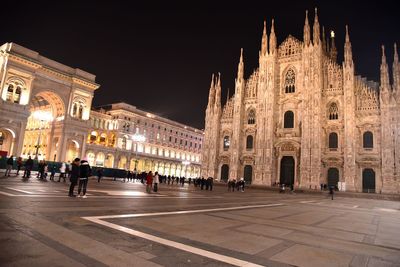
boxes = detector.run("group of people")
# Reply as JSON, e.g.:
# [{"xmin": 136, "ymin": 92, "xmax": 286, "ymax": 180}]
[
  {"xmin": 68, "ymin": 157, "xmax": 91, "ymax": 198},
  {"xmin": 227, "ymin": 178, "xmax": 245, "ymax": 192}
]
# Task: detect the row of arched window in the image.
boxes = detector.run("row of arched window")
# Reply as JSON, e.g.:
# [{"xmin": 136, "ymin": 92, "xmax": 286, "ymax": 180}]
[
  {"xmin": 328, "ymin": 131, "xmax": 374, "ymax": 149},
  {"xmin": 6, "ymin": 84, "xmax": 22, "ymax": 103}
]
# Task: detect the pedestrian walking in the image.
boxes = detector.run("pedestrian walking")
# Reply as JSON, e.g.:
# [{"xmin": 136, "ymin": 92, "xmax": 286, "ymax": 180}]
[
  {"xmin": 97, "ymin": 168, "xmax": 103, "ymax": 183},
  {"xmin": 4, "ymin": 155, "xmax": 14, "ymax": 177},
  {"xmin": 49, "ymin": 165, "xmax": 56, "ymax": 181},
  {"xmin": 153, "ymin": 171, "xmax": 159, "ymax": 192},
  {"xmin": 78, "ymin": 159, "xmax": 91, "ymax": 198},
  {"xmin": 23, "ymin": 156, "xmax": 33, "ymax": 178},
  {"xmin": 68, "ymin": 158, "xmax": 80, "ymax": 197},
  {"xmin": 16, "ymin": 157, "xmax": 23, "ymax": 175},
  {"xmin": 58, "ymin": 162, "xmax": 66, "ymax": 182},
  {"xmin": 208, "ymin": 177, "xmax": 213, "ymax": 191},
  {"xmin": 146, "ymin": 171, "xmax": 153, "ymax": 193}
]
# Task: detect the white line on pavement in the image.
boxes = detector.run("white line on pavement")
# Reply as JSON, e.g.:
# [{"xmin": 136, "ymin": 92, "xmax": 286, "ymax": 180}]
[
  {"xmin": 5, "ymin": 187, "xmax": 34, "ymax": 194},
  {"xmin": 82, "ymin": 203, "xmax": 283, "ymax": 267},
  {"xmin": 0, "ymin": 190, "xmax": 16, "ymax": 196}
]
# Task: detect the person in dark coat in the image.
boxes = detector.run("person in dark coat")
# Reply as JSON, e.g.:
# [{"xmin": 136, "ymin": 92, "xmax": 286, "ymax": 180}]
[
  {"xmin": 208, "ymin": 177, "xmax": 213, "ymax": 191},
  {"xmin": 200, "ymin": 177, "xmax": 205, "ymax": 190},
  {"xmin": 16, "ymin": 157, "xmax": 23, "ymax": 175},
  {"xmin": 68, "ymin": 158, "xmax": 80, "ymax": 197},
  {"xmin": 78, "ymin": 159, "xmax": 91, "ymax": 198},
  {"xmin": 97, "ymin": 168, "xmax": 103, "ymax": 183},
  {"xmin": 4, "ymin": 155, "xmax": 14, "ymax": 177},
  {"xmin": 23, "ymin": 156, "xmax": 34, "ymax": 178}
]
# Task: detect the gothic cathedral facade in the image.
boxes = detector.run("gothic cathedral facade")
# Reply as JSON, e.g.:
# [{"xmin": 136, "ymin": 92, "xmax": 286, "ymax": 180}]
[{"xmin": 201, "ymin": 9, "xmax": 400, "ymax": 194}]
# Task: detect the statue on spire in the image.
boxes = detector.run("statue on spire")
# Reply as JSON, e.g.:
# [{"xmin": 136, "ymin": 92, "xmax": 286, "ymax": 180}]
[
  {"xmin": 313, "ymin": 8, "xmax": 320, "ymax": 45},
  {"xmin": 303, "ymin": 10, "xmax": 310, "ymax": 46},
  {"xmin": 269, "ymin": 19, "xmax": 277, "ymax": 54},
  {"xmin": 261, "ymin": 21, "xmax": 268, "ymax": 56}
]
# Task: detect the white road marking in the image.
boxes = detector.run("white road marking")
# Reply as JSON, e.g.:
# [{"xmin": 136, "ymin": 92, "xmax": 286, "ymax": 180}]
[
  {"xmin": 353, "ymin": 205, "xmax": 359, "ymax": 208},
  {"xmin": 300, "ymin": 200, "xmax": 316, "ymax": 203},
  {"xmin": 5, "ymin": 187, "xmax": 34, "ymax": 194},
  {"xmin": 0, "ymin": 190, "xmax": 16, "ymax": 196},
  {"xmin": 82, "ymin": 203, "xmax": 283, "ymax": 267}
]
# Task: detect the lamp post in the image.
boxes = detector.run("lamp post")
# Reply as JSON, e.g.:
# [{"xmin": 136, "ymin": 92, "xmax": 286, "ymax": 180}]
[
  {"xmin": 33, "ymin": 111, "xmax": 53, "ymax": 160},
  {"xmin": 132, "ymin": 133, "xmax": 146, "ymax": 171}
]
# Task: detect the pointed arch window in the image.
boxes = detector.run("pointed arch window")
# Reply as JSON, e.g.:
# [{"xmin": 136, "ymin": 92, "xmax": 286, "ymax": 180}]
[
  {"xmin": 328, "ymin": 132, "xmax": 338, "ymax": 149},
  {"xmin": 247, "ymin": 110, "xmax": 256, "ymax": 124},
  {"xmin": 363, "ymin": 131, "xmax": 373, "ymax": 149},
  {"xmin": 328, "ymin": 103, "xmax": 339, "ymax": 120},
  {"xmin": 246, "ymin": 135, "xmax": 254, "ymax": 150},
  {"xmin": 284, "ymin": 69, "xmax": 296, "ymax": 93},
  {"xmin": 284, "ymin": 111, "xmax": 294, "ymax": 128},
  {"xmin": 223, "ymin": 136, "xmax": 230, "ymax": 150}
]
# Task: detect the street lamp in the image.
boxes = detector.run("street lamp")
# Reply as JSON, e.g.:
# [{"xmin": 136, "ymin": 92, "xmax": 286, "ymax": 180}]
[
  {"xmin": 32, "ymin": 110, "xmax": 53, "ymax": 160},
  {"xmin": 132, "ymin": 133, "xmax": 146, "ymax": 171}
]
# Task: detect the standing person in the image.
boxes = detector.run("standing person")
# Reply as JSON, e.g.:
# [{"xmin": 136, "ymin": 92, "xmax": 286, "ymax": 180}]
[
  {"xmin": 240, "ymin": 177, "xmax": 245, "ymax": 192},
  {"xmin": 153, "ymin": 171, "xmax": 159, "ymax": 192},
  {"xmin": 58, "ymin": 162, "xmax": 66, "ymax": 182},
  {"xmin": 200, "ymin": 177, "xmax": 205, "ymax": 190},
  {"xmin": 66, "ymin": 161, "xmax": 71, "ymax": 180},
  {"xmin": 4, "ymin": 155, "xmax": 14, "ymax": 177},
  {"xmin": 16, "ymin": 157, "xmax": 23, "ymax": 176},
  {"xmin": 23, "ymin": 156, "xmax": 33, "ymax": 178},
  {"xmin": 49, "ymin": 165, "xmax": 56, "ymax": 181},
  {"xmin": 78, "ymin": 159, "xmax": 91, "ymax": 198},
  {"xmin": 68, "ymin": 158, "xmax": 80, "ymax": 197},
  {"xmin": 208, "ymin": 177, "xmax": 214, "ymax": 191},
  {"xmin": 97, "ymin": 168, "xmax": 103, "ymax": 183},
  {"xmin": 146, "ymin": 171, "xmax": 153, "ymax": 193}
]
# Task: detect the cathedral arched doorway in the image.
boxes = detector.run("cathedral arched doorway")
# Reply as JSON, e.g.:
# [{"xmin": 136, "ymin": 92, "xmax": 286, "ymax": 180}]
[
  {"xmin": 362, "ymin": 169, "xmax": 375, "ymax": 193},
  {"xmin": 327, "ymin": 168, "xmax": 339, "ymax": 189},
  {"xmin": 220, "ymin": 164, "xmax": 229, "ymax": 182},
  {"xmin": 280, "ymin": 156, "xmax": 295, "ymax": 186},
  {"xmin": 243, "ymin": 165, "xmax": 252, "ymax": 184}
]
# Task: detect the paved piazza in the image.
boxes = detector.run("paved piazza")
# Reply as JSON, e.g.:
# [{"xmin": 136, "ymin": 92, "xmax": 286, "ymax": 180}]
[{"xmin": 0, "ymin": 175, "xmax": 399, "ymax": 267}]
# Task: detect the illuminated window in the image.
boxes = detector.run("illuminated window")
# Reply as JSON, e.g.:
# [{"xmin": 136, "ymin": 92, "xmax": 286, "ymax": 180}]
[
  {"xmin": 90, "ymin": 131, "xmax": 97, "ymax": 143},
  {"xmin": 5, "ymin": 84, "xmax": 23, "ymax": 104}
]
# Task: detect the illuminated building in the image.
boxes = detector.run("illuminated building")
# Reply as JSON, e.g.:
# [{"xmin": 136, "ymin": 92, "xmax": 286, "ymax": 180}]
[
  {"xmin": 201, "ymin": 10, "xmax": 400, "ymax": 193},
  {"xmin": 0, "ymin": 43, "xmax": 203, "ymax": 177}
]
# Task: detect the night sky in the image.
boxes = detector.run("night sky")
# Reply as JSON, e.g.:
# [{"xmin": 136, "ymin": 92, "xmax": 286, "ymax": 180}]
[{"xmin": 2, "ymin": 1, "xmax": 399, "ymax": 129}]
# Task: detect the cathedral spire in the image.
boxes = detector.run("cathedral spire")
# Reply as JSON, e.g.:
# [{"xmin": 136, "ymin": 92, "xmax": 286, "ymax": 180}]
[
  {"xmin": 313, "ymin": 7, "xmax": 320, "ymax": 45},
  {"xmin": 303, "ymin": 10, "xmax": 311, "ymax": 46},
  {"xmin": 393, "ymin": 43, "xmax": 399, "ymax": 92},
  {"xmin": 269, "ymin": 19, "xmax": 277, "ymax": 54},
  {"xmin": 237, "ymin": 48, "xmax": 244, "ymax": 81},
  {"xmin": 226, "ymin": 87, "xmax": 230, "ymax": 104},
  {"xmin": 344, "ymin": 25, "xmax": 353, "ymax": 67},
  {"xmin": 322, "ymin": 26, "xmax": 326, "ymax": 52},
  {"xmin": 381, "ymin": 45, "xmax": 391, "ymax": 92},
  {"xmin": 207, "ymin": 73, "xmax": 215, "ymax": 108},
  {"xmin": 215, "ymin": 72, "xmax": 221, "ymax": 107},
  {"xmin": 261, "ymin": 20, "xmax": 268, "ymax": 56},
  {"xmin": 330, "ymin": 30, "xmax": 337, "ymax": 62}
]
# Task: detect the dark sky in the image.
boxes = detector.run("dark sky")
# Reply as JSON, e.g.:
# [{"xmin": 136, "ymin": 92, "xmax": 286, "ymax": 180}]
[{"xmin": 2, "ymin": 0, "xmax": 399, "ymax": 129}]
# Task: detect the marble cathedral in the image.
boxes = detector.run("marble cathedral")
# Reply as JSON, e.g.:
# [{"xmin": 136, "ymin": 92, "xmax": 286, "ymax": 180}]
[{"xmin": 201, "ymin": 9, "xmax": 400, "ymax": 193}]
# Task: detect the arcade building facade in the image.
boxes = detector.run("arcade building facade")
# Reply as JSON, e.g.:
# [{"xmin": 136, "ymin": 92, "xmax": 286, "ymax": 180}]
[
  {"xmin": 0, "ymin": 43, "xmax": 202, "ymax": 177},
  {"xmin": 201, "ymin": 9, "xmax": 400, "ymax": 193}
]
